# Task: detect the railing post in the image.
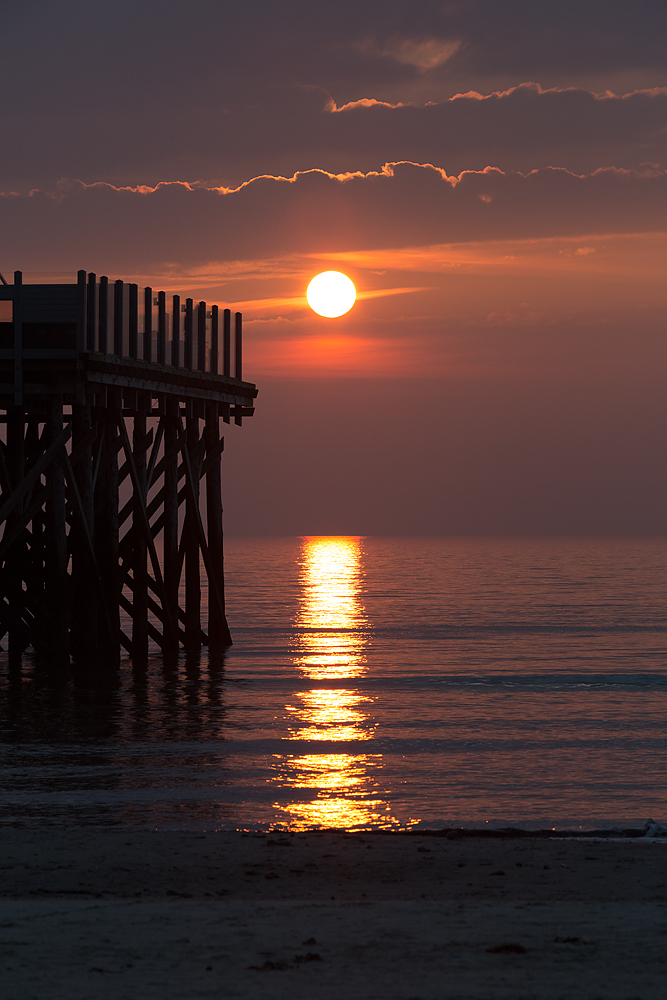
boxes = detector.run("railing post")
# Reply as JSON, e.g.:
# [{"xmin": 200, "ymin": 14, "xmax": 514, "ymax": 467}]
[
  {"xmin": 234, "ymin": 312, "xmax": 242, "ymax": 381},
  {"xmin": 234, "ymin": 312, "xmax": 243, "ymax": 425},
  {"xmin": 157, "ymin": 291, "xmax": 166, "ymax": 365},
  {"xmin": 210, "ymin": 305, "xmax": 219, "ymax": 374},
  {"xmin": 197, "ymin": 302, "xmax": 206, "ymax": 372},
  {"xmin": 128, "ymin": 283, "xmax": 138, "ymax": 360},
  {"xmin": 143, "ymin": 287, "xmax": 153, "ymax": 362},
  {"xmin": 223, "ymin": 308, "xmax": 231, "ymax": 376},
  {"xmin": 171, "ymin": 295, "xmax": 180, "ymax": 367},
  {"xmin": 98, "ymin": 277, "xmax": 108, "ymax": 354},
  {"xmin": 114, "ymin": 280, "xmax": 124, "ymax": 356},
  {"xmin": 13, "ymin": 271, "xmax": 22, "ymax": 406},
  {"xmin": 86, "ymin": 273, "xmax": 96, "ymax": 351},
  {"xmin": 184, "ymin": 298, "xmax": 193, "ymax": 369}
]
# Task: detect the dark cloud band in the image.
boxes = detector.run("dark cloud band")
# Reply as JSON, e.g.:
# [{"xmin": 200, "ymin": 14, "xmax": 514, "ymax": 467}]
[{"xmin": 2, "ymin": 163, "xmax": 666, "ymax": 273}]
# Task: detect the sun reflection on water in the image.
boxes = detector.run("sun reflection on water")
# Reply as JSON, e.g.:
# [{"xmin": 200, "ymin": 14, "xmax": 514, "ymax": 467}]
[
  {"xmin": 271, "ymin": 536, "xmax": 398, "ymax": 830},
  {"xmin": 294, "ymin": 535, "xmax": 367, "ymax": 678}
]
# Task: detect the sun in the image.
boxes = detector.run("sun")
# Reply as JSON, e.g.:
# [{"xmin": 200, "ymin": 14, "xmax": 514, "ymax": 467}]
[{"xmin": 306, "ymin": 271, "xmax": 356, "ymax": 318}]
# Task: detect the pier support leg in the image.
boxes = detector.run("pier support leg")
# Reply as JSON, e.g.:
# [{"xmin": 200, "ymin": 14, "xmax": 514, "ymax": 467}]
[
  {"xmin": 205, "ymin": 404, "xmax": 232, "ymax": 649},
  {"xmin": 163, "ymin": 400, "xmax": 180, "ymax": 660},
  {"xmin": 43, "ymin": 401, "xmax": 69, "ymax": 663},
  {"xmin": 24, "ymin": 414, "xmax": 46, "ymax": 630},
  {"xmin": 132, "ymin": 401, "xmax": 149, "ymax": 661},
  {"xmin": 94, "ymin": 402, "xmax": 120, "ymax": 665},
  {"xmin": 70, "ymin": 402, "xmax": 98, "ymax": 660},
  {"xmin": 6, "ymin": 407, "xmax": 26, "ymax": 664},
  {"xmin": 184, "ymin": 414, "xmax": 201, "ymax": 649}
]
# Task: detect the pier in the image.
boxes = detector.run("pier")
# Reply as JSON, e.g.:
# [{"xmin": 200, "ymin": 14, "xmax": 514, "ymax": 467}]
[{"xmin": 0, "ymin": 270, "xmax": 257, "ymax": 665}]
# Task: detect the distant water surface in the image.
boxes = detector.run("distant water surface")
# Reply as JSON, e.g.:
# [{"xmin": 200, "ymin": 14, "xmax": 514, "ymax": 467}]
[{"xmin": 1, "ymin": 537, "xmax": 666, "ymax": 830}]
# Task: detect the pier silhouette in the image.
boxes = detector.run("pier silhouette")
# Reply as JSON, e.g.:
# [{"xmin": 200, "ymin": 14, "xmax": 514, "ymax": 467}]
[{"xmin": 0, "ymin": 270, "xmax": 257, "ymax": 665}]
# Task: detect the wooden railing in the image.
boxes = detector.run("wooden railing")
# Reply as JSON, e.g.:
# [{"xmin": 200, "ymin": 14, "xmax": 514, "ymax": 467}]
[{"xmin": 84, "ymin": 273, "xmax": 242, "ymax": 380}]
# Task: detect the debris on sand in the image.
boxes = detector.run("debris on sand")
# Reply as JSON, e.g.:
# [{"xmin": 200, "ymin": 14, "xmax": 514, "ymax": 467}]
[{"xmin": 486, "ymin": 943, "xmax": 527, "ymax": 954}]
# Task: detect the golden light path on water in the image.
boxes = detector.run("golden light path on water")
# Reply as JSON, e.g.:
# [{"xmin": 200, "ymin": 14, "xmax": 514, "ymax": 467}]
[{"xmin": 271, "ymin": 537, "xmax": 398, "ymax": 830}]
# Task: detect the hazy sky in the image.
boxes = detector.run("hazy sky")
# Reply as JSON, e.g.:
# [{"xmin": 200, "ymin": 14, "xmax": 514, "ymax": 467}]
[{"xmin": 2, "ymin": 1, "xmax": 666, "ymax": 534}]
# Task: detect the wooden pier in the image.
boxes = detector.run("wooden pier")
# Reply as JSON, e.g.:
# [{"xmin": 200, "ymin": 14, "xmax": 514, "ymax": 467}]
[{"xmin": 0, "ymin": 270, "xmax": 257, "ymax": 665}]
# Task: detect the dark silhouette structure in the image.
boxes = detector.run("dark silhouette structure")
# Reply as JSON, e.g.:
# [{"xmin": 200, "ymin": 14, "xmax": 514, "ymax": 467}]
[{"xmin": 0, "ymin": 271, "xmax": 257, "ymax": 665}]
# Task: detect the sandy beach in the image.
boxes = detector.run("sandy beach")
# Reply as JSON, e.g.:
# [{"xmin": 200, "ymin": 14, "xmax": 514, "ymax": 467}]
[{"xmin": 1, "ymin": 828, "xmax": 666, "ymax": 999}]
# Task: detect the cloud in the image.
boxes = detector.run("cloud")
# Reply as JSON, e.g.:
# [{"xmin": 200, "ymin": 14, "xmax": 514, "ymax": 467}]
[
  {"xmin": 3, "ymin": 164, "xmax": 667, "ymax": 276},
  {"xmin": 354, "ymin": 37, "xmax": 461, "ymax": 71},
  {"xmin": 3, "ymin": 4, "xmax": 667, "ymax": 190},
  {"xmin": 6, "ymin": 81, "xmax": 667, "ymax": 193}
]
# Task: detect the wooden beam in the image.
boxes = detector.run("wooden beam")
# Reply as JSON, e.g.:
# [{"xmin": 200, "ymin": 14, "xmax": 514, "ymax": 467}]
[
  {"xmin": 176, "ymin": 417, "xmax": 229, "ymax": 646},
  {"xmin": 117, "ymin": 413, "xmax": 178, "ymax": 647},
  {"xmin": 0, "ymin": 422, "xmax": 72, "ymax": 526}
]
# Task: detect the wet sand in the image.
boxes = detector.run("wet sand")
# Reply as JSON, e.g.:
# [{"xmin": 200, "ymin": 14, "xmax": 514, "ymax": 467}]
[{"xmin": 2, "ymin": 828, "xmax": 666, "ymax": 998}]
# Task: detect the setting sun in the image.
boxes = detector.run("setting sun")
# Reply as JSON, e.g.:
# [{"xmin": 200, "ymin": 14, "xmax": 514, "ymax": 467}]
[{"xmin": 306, "ymin": 271, "xmax": 356, "ymax": 317}]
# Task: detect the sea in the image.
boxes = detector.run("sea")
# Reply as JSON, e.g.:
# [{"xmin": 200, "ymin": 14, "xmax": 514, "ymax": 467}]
[{"xmin": 1, "ymin": 536, "xmax": 666, "ymax": 831}]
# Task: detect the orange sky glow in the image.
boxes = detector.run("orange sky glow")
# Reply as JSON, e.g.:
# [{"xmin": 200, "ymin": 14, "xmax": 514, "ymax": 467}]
[{"xmin": 2, "ymin": 3, "xmax": 666, "ymax": 533}]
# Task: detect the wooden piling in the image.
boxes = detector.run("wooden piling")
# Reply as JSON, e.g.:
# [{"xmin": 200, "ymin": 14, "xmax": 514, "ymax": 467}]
[
  {"xmin": 128, "ymin": 284, "xmax": 138, "ymax": 360},
  {"xmin": 171, "ymin": 295, "xmax": 180, "ymax": 368},
  {"xmin": 184, "ymin": 414, "xmax": 201, "ymax": 648},
  {"xmin": 143, "ymin": 287, "xmax": 153, "ymax": 362},
  {"xmin": 44, "ymin": 400, "xmax": 70, "ymax": 662},
  {"xmin": 184, "ymin": 298, "xmax": 194, "ymax": 370},
  {"xmin": 6, "ymin": 406, "xmax": 26, "ymax": 663},
  {"xmin": 205, "ymin": 404, "xmax": 232, "ymax": 648},
  {"xmin": 94, "ymin": 399, "xmax": 121, "ymax": 663},
  {"xmin": 163, "ymin": 398, "xmax": 180, "ymax": 658},
  {"xmin": 234, "ymin": 312, "xmax": 243, "ymax": 425},
  {"xmin": 86, "ymin": 274, "xmax": 96, "ymax": 351},
  {"xmin": 157, "ymin": 291, "xmax": 166, "ymax": 365},
  {"xmin": 131, "ymin": 397, "xmax": 149, "ymax": 660},
  {"xmin": 222, "ymin": 308, "xmax": 231, "ymax": 423},
  {"xmin": 98, "ymin": 277, "xmax": 108, "ymax": 354},
  {"xmin": 114, "ymin": 280, "xmax": 124, "ymax": 356},
  {"xmin": 70, "ymin": 401, "xmax": 98, "ymax": 659},
  {"xmin": 197, "ymin": 302, "xmax": 207, "ymax": 372},
  {"xmin": 210, "ymin": 305, "xmax": 219, "ymax": 375},
  {"xmin": 223, "ymin": 309, "xmax": 231, "ymax": 376}
]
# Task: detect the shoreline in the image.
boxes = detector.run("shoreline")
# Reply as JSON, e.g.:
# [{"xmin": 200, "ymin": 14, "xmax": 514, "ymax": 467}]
[{"xmin": 3, "ymin": 827, "xmax": 667, "ymax": 903}]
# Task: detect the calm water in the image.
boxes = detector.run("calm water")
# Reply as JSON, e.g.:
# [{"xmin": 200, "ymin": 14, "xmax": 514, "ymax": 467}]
[{"xmin": 1, "ymin": 536, "xmax": 666, "ymax": 830}]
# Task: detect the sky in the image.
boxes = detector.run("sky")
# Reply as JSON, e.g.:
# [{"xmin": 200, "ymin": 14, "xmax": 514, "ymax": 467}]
[{"xmin": 2, "ymin": 0, "xmax": 666, "ymax": 535}]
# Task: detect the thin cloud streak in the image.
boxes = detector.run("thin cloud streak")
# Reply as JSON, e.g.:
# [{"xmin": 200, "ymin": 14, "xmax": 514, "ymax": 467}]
[{"xmin": 229, "ymin": 285, "xmax": 429, "ymax": 314}]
